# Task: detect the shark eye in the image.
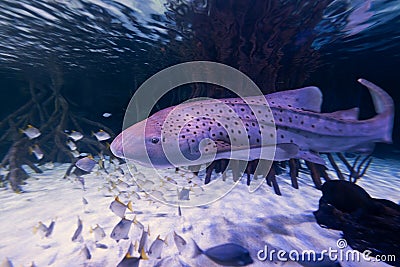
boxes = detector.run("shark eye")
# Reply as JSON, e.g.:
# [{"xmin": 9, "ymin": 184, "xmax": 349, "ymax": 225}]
[{"xmin": 151, "ymin": 137, "xmax": 160, "ymax": 144}]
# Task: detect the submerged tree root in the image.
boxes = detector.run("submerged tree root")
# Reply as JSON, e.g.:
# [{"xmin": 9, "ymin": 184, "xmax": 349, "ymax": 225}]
[
  {"xmin": 0, "ymin": 70, "xmax": 116, "ymax": 192},
  {"xmin": 197, "ymin": 152, "xmax": 370, "ymax": 195}
]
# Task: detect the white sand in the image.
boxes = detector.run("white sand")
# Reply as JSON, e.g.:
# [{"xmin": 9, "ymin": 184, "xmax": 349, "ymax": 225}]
[{"xmin": 0, "ymin": 156, "xmax": 399, "ymax": 267}]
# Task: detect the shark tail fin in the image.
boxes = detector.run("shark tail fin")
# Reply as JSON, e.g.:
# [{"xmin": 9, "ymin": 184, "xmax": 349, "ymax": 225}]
[{"xmin": 358, "ymin": 78, "xmax": 394, "ymax": 143}]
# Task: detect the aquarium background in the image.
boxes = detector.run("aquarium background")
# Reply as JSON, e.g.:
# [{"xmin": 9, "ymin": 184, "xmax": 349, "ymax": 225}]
[
  {"xmin": 0, "ymin": 0, "xmax": 399, "ymax": 150},
  {"xmin": 0, "ymin": 1, "xmax": 400, "ymax": 266}
]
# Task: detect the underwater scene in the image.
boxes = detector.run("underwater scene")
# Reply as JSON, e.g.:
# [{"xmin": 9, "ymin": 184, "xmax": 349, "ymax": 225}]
[{"xmin": 1, "ymin": 0, "xmax": 400, "ymax": 266}]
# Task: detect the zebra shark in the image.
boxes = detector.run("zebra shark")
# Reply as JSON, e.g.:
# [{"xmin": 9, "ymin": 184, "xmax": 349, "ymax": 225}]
[{"xmin": 110, "ymin": 79, "xmax": 394, "ymax": 168}]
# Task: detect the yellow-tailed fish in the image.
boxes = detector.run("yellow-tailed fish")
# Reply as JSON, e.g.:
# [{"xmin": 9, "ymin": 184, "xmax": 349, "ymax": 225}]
[
  {"xmin": 148, "ymin": 235, "xmax": 166, "ymax": 259},
  {"xmin": 138, "ymin": 225, "xmax": 150, "ymax": 253},
  {"xmin": 71, "ymin": 217, "xmax": 83, "ymax": 242},
  {"xmin": 68, "ymin": 130, "xmax": 83, "ymax": 141},
  {"xmin": 75, "ymin": 155, "xmax": 96, "ymax": 173},
  {"xmin": 66, "ymin": 140, "xmax": 77, "ymax": 151},
  {"xmin": 117, "ymin": 248, "xmax": 148, "ymax": 267},
  {"xmin": 29, "ymin": 144, "xmax": 43, "ymax": 160},
  {"xmin": 92, "ymin": 129, "xmax": 111, "ymax": 141},
  {"xmin": 173, "ymin": 231, "xmax": 187, "ymax": 254},
  {"xmin": 109, "ymin": 196, "xmax": 133, "ymax": 218},
  {"xmin": 91, "ymin": 224, "xmax": 106, "ymax": 242},
  {"xmin": 110, "ymin": 217, "xmax": 133, "ymax": 242},
  {"xmin": 20, "ymin": 125, "xmax": 41, "ymax": 140}
]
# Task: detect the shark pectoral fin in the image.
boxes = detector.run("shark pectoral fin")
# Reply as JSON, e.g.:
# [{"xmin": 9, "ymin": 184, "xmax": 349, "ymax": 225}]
[
  {"xmin": 328, "ymin": 107, "xmax": 359, "ymax": 120},
  {"xmin": 265, "ymin": 86, "xmax": 322, "ymax": 112},
  {"xmin": 273, "ymin": 143, "xmax": 299, "ymax": 161},
  {"xmin": 296, "ymin": 150, "xmax": 326, "ymax": 165}
]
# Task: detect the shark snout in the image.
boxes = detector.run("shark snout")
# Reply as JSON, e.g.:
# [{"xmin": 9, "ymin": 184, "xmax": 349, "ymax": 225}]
[{"xmin": 110, "ymin": 133, "xmax": 124, "ymax": 158}]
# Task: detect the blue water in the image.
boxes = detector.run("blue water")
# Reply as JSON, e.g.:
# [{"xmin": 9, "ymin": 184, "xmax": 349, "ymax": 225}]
[{"xmin": 0, "ymin": 0, "xmax": 399, "ymax": 73}]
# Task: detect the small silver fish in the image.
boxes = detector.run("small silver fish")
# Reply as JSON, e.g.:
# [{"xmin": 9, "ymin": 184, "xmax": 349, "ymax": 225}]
[
  {"xmin": 91, "ymin": 224, "xmax": 106, "ymax": 242},
  {"xmin": 82, "ymin": 197, "xmax": 89, "ymax": 205},
  {"xmin": 117, "ymin": 248, "xmax": 148, "ymax": 267},
  {"xmin": 29, "ymin": 144, "xmax": 43, "ymax": 160},
  {"xmin": 102, "ymin": 112, "xmax": 112, "ymax": 118},
  {"xmin": 127, "ymin": 241, "xmax": 135, "ymax": 255},
  {"xmin": 110, "ymin": 217, "xmax": 133, "ymax": 242},
  {"xmin": 43, "ymin": 162, "xmax": 54, "ymax": 170},
  {"xmin": 178, "ymin": 188, "xmax": 190, "ymax": 201},
  {"xmin": 68, "ymin": 130, "xmax": 83, "ymax": 141},
  {"xmin": 33, "ymin": 220, "xmax": 55, "ymax": 238},
  {"xmin": 95, "ymin": 243, "xmax": 108, "ymax": 249},
  {"xmin": 45, "ymin": 220, "xmax": 55, "ymax": 238},
  {"xmin": 148, "ymin": 235, "xmax": 165, "ymax": 259},
  {"xmin": 1, "ymin": 257, "xmax": 13, "ymax": 267},
  {"xmin": 71, "ymin": 217, "xmax": 83, "ymax": 242},
  {"xmin": 138, "ymin": 226, "xmax": 150, "ymax": 253},
  {"xmin": 80, "ymin": 245, "xmax": 91, "ymax": 260},
  {"xmin": 173, "ymin": 231, "xmax": 187, "ymax": 254},
  {"xmin": 71, "ymin": 150, "xmax": 80, "ymax": 158},
  {"xmin": 33, "ymin": 221, "xmax": 48, "ymax": 237},
  {"xmin": 92, "ymin": 129, "xmax": 111, "ymax": 141},
  {"xmin": 75, "ymin": 156, "xmax": 97, "ymax": 172},
  {"xmin": 109, "ymin": 196, "xmax": 133, "ymax": 218},
  {"xmin": 0, "ymin": 167, "xmax": 9, "ymax": 176},
  {"xmin": 192, "ymin": 240, "xmax": 253, "ymax": 266},
  {"xmin": 20, "ymin": 125, "xmax": 41, "ymax": 140},
  {"xmin": 67, "ymin": 140, "xmax": 77, "ymax": 151},
  {"xmin": 178, "ymin": 205, "xmax": 182, "ymax": 216}
]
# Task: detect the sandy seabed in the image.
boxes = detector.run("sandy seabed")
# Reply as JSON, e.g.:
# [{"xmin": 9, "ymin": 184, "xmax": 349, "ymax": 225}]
[{"xmin": 1, "ymin": 155, "xmax": 399, "ymax": 267}]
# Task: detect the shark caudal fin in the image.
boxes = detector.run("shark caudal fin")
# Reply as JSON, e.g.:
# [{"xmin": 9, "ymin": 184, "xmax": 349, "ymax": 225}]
[{"xmin": 358, "ymin": 78, "xmax": 394, "ymax": 143}]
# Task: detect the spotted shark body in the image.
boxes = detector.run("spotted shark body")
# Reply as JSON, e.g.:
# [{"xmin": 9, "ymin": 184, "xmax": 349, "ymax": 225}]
[{"xmin": 111, "ymin": 79, "xmax": 394, "ymax": 168}]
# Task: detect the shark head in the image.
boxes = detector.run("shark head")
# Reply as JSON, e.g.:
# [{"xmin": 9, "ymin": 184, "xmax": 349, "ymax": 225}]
[{"xmin": 111, "ymin": 108, "xmax": 178, "ymax": 168}]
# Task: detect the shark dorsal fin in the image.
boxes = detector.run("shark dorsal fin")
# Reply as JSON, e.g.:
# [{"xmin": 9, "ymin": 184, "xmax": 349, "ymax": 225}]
[
  {"xmin": 328, "ymin": 107, "xmax": 359, "ymax": 120},
  {"xmin": 266, "ymin": 86, "xmax": 322, "ymax": 112}
]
